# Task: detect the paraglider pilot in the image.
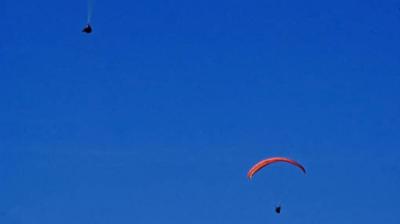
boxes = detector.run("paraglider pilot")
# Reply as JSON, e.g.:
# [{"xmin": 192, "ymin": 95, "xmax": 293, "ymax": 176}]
[
  {"xmin": 275, "ymin": 205, "xmax": 281, "ymax": 214},
  {"xmin": 82, "ymin": 24, "xmax": 92, "ymax": 33}
]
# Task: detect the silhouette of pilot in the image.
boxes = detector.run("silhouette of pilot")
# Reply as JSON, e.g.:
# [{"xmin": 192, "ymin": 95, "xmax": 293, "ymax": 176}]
[
  {"xmin": 275, "ymin": 206, "xmax": 281, "ymax": 214},
  {"xmin": 82, "ymin": 24, "xmax": 92, "ymax": 33}
]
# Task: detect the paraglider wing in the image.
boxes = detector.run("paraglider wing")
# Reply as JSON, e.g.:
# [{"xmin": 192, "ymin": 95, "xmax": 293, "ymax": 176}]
[{"xmin": 247, "ymin": 157, "xmax": 306, "ymax": 179}]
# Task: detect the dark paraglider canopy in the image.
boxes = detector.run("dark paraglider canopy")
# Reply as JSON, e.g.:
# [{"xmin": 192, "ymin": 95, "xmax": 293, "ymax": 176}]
[{"xmin": 82, "ymin": 24, "xmax": 92, "ymax": 33}]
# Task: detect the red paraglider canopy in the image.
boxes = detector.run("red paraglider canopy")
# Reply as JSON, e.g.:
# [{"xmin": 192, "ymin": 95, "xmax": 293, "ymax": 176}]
[{"xmin": 247, "ymin": 157, "xmax": 306, "ymax": 180}]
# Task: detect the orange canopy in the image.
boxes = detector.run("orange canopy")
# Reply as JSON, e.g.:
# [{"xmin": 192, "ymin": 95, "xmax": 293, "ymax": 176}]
[{"xmin": 247, "ymin": 157, "xmax": 306, "ymax": 179}]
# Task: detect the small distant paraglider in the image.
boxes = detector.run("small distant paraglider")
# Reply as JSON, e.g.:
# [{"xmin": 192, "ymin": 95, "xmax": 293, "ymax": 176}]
[
  {"xmin": 247, "ymin": 156, "xmax": 306, "ymax": 214},
  {"xmin": 82, "ymin": 0, "xmax": 94, "ymax": 34}
]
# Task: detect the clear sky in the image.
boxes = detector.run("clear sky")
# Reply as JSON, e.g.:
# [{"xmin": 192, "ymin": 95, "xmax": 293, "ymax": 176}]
[{"xmin": 1, "ymin": 0, "xmax": 400, "ymax": 223}]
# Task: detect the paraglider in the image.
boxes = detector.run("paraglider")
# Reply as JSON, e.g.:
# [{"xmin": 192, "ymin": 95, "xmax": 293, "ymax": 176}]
[
  {"xmin": 247, "ymin": 156, "xmax": 306, "ymax": 214},
  {"xmin": 247, "ymin": 157, "xmax": 306, "ymax": 179}
]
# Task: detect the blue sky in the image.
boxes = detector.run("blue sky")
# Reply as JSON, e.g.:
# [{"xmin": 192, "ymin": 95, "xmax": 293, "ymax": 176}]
[{"xmin": 1, "ymin": 0, "xmax": 400, "ymax": 223}]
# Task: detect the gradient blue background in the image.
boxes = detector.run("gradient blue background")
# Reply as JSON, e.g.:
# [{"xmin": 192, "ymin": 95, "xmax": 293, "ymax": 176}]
[{"xmin": 1, "ymin": 0, "xmax": 400, "ymax": 223}]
